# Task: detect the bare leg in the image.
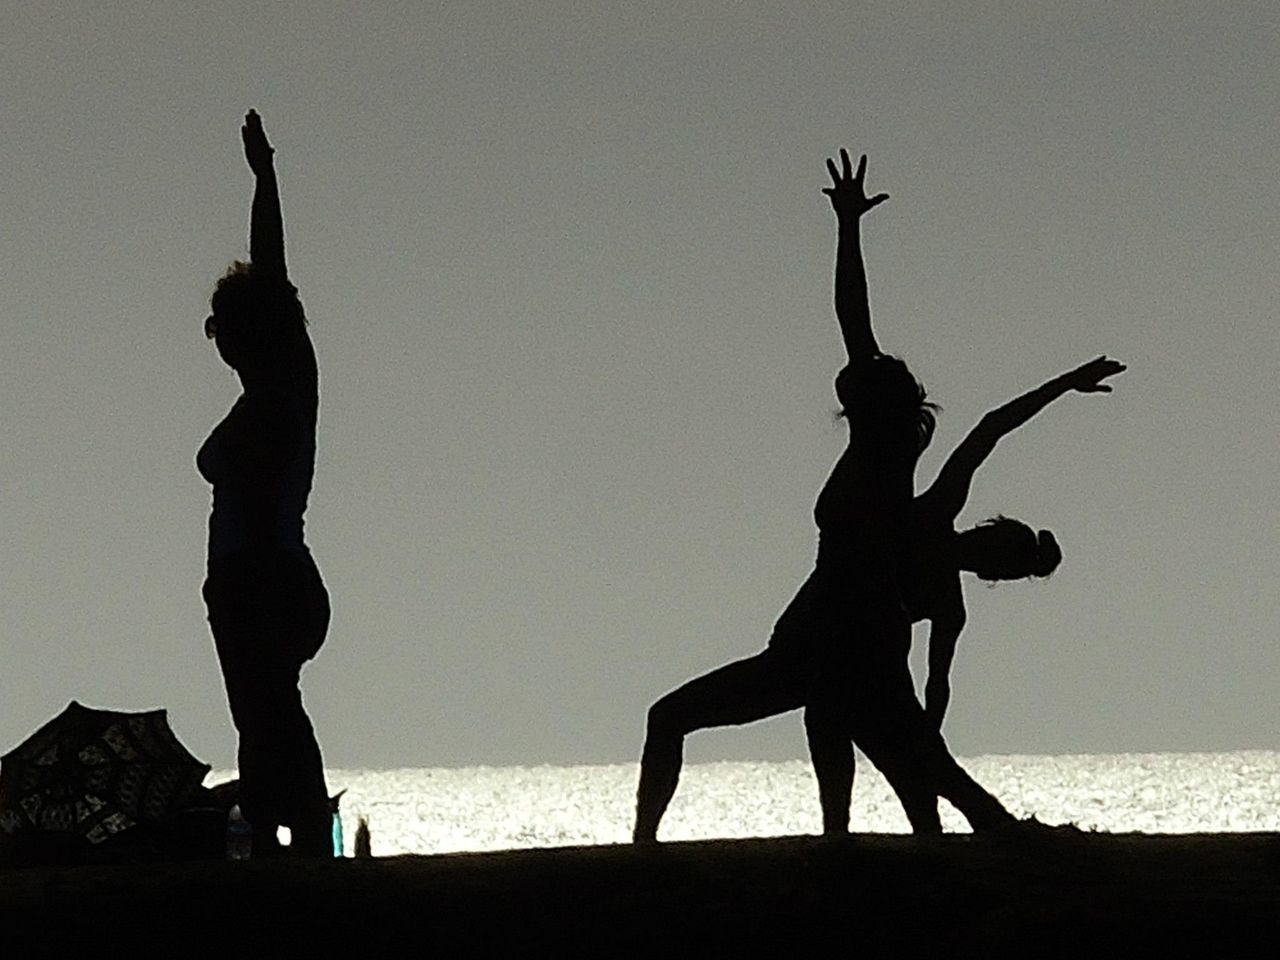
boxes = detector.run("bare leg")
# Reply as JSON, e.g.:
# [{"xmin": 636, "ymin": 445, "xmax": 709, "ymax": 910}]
[
  {"xmin": 803, "ymin": 702, "xmax": 855, "ymax": 834},
  {"xmin": 834, "ymin": 610, "xmax": 1007, "ymax": 834},
  {"xmin": 930, "ymin": 751, "xmax": 1014, "ymax": 831},
  {"xmin": 862, "ymin": 743, "xmax": 944, "ymax": 834},
  {"xmin": 808, "ymin": 691, "xmax": 952, "ymax": 834},
  {"xmin": 849, "ymin": 678, "xmax": 1010, "ymax": 833},
  {"xmin": 634, "ymin": 650, "xmax": 807, "ymax": 842}
]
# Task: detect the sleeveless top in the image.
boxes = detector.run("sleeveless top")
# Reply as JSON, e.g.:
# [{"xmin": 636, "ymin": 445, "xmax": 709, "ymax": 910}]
[
  {"xmin": 767, "ymin": 368, "xmax": 920, "ymax": 654},
  {"xmin": 812, "ymin": 399, "xmax": 917, "ymax": 574},
  {"xmin": 898, "ymin": 518, "xmax": 956, "ymax": 624},
  {"xmin": 197, "ymin": 338, "xmax": 318, "ymax": 570}
]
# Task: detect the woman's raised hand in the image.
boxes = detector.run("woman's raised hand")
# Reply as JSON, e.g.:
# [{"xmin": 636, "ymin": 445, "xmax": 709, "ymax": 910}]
[
  {"xmin": 1065, "ymin": 356, "xmax": 1127, "ymax": 393},
  {"xmin": 822, "ymin": 148, "xmax": 889, "ymax": 219},
  {"xmin": 241, "ymin": 109, "xmax": 275, "ymax": 176}
]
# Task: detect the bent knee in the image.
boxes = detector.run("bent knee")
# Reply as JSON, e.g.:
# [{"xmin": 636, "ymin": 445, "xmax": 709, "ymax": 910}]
[{"xmin": 646, "ymin": 693, "xmax": 697, "ymax": 740}]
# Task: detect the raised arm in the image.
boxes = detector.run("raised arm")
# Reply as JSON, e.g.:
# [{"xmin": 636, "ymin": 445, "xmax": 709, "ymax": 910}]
[
  {"xmin": 923, "ymin": 356, "xmax": 1126, "ymax": 521},
  {"xmin": 242, "ymin": 110, "xmax": 287, "ymax": 279},
  {"xmin": 823, "ymin": 149, "xmax": 889, "ymax": 363}
]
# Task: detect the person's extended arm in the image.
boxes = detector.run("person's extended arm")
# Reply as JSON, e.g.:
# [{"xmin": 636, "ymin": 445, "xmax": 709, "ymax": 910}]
[
  {"xmin": 242, "ymin": 110, "xmax": 287, "ymax": 279},
  {"xmin": 923, "ymin": 613, "xmax": 964, "ymax": 729},
  {"xmin": 823, "ymin": 149, "xmax": 889, "ymax": 363},
  {"xmin": 925, "ymin": 356, "xmax": 1125, "ymax": 520}
]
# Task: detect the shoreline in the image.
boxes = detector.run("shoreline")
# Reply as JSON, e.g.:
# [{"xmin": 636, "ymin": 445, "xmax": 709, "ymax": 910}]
[{"xmin": 4, "ymin": 832, "xmax": 1280, "ymax": 955}]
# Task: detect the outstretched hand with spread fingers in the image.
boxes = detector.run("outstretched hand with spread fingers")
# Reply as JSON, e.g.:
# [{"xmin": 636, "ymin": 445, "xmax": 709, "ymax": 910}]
[
  {"xmin": 1064, "ymin": 356, "xmax": 1126, "ymax": 393},
  {"xmin": 822, "ymin": 148, "xmax": 889, "ymax": 219},
  {"xmin": 241, "ymin": 109, "xmax": 275, "ymax": 176}
]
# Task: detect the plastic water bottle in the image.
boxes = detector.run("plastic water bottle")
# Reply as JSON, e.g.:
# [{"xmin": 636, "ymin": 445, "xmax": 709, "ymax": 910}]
[
  {"xmin": 331, "ymin": 808, "xmax": 343, "ymax": 857},
  {"xmin": 226, "ymin": 804, "xmax": 252, "ymax": 860}
]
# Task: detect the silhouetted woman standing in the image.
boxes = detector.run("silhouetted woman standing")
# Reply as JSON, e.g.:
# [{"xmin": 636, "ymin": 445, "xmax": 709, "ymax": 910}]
[
  {"xmin": 198, "ymin": 110, "xmax": 332, "ymax": 855},
  {"xmin": 802, "ymin": 355, "xmax": 1124, "ymax": 833},
  {"xmin": 634, "ymin": 151, "xmax": 1015, "ymax": 840}
]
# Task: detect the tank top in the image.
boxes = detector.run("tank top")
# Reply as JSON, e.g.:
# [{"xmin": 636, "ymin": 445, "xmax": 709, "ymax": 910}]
[{"xmin": 197, "ymin": 347, "xmax": 317, "ymax": 568}]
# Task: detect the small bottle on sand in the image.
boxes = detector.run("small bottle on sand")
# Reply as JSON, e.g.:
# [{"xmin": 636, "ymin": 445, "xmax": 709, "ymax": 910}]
[
  {"xmin": 225, "ymin": 804, "xmax": 252, "ymax": 860},
  {"xmin": 354, "ymin": 816, "xmax": 372, "ymax": 858}
]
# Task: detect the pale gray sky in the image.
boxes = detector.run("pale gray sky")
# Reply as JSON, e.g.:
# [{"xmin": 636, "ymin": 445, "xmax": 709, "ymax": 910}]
[{"xmin": 2, "ymin": 1, "xmax": 1277, "ymax": 768}]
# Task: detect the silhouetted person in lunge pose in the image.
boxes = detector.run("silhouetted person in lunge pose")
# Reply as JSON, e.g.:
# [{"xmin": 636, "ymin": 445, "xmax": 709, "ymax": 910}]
[
  {"xmin": 802, "ymin": 355, "xmax": 1124, "ymax": 833},
  {"xmin": 635, "ymin": 150, "xmax": 1014, "ymax": 841},
  {"xmin": 198, "ymin": 110, "xmax": 332, "ymax": 855}
]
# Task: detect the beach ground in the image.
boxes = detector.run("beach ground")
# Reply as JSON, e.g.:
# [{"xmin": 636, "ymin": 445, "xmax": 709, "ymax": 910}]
[{"xmin": 3, "ymin": 832, "xmax": 1279, "ymax": 956}]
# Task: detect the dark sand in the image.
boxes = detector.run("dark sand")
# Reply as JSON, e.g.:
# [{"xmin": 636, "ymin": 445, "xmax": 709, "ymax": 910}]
[{"xmin": 4, "ymin": 833, "xmax": 1280, "ymax": 956}]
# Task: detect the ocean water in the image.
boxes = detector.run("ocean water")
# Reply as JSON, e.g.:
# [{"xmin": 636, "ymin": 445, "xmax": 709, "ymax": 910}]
[{"xmin": 216, "ymin": 751, "xmax": 1280, "ymax": 856}]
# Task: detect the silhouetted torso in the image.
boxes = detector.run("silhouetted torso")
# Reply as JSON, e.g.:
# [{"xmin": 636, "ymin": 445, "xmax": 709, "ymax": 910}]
[
  {"xmin": 768, "ymin": 377, "xmax": 918, "ymax": 658},
  {"xmin": 812, "ymin": 435, "xmax": 914, "ymax": 564},
  {"xmin": 899, "ymin": 491, "xmax": 963, "ymax": 625},
  {"xmin": 197, "ymin": 346, "xmax": 318, "ymax": 569}
]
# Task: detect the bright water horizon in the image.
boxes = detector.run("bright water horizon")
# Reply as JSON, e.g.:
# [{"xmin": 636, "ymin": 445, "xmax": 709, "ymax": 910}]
[{"xmin": 213, "ymin": 750, "xmax": 1280, "ymax": 857}]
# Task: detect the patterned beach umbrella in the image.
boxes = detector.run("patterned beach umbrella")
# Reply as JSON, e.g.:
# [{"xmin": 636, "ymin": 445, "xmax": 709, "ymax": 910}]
[{"xmin": 0, "ymin": 701, "xmax": 211, "ymax": 844}]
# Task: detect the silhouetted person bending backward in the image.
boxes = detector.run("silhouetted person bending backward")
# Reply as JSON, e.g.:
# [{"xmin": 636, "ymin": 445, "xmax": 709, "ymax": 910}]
[
  {"xmin": 634, "ymin": 150, "xmax": 1012, "ymax": 841},
  {"xmin": 803, "ymin": 355, "xmax": 1125, "ymax": 834},
  {"xmin": 197, "ymin": 110, "xmax": 332, "ymax": 855}
]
